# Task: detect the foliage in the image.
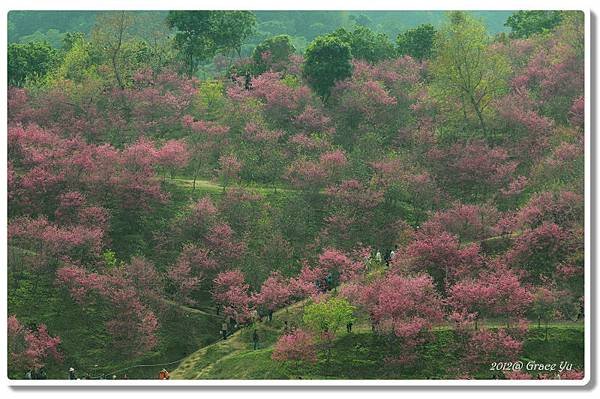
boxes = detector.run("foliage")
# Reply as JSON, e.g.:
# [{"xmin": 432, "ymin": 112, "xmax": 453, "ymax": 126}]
[
  {"xmin": 430, "ymin": 11, "xmax": 511, "ymax": 132},
  {"xmin": 251, "ymin": 35, "xmax": 296, "ymax": 74},
  {"xmin": 330, "ymin": 26, "xmax": 396, "ymax": 63},
  {"xmin": 8, "ymin": 41, "xmax": 58, "ymax": 86},
  {"xmin": 505, "ymin": 11, "xmax": 564, "ymax": 39},
  {"xmin": 303, "ymin": 296, "xmax": 356, "ymax": 338},
  {"xmin": 167, "ymin": 11, "xmax": 256, "ymax": 76},
  {"xmin": 396, "ymin": 24, "xmax": 436, "ymax": 61},
  {"xmin": 303, "ymin": 35, "xmax": 353, "ymax": 101},
  {"xmin": 7, "ymin": 10, "xmax": 585, "ymax": 380}
]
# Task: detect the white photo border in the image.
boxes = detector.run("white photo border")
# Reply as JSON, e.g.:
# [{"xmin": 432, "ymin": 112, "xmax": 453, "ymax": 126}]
[{"xmin": 0, "ymin": 1, "xmax": 592, "ymax": 387}]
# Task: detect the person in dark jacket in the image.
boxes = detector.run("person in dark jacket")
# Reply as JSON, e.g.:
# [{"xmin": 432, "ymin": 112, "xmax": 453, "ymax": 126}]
[{"xmin": 252, "ymin": 330, "xmax": 259, "ymax": 350}]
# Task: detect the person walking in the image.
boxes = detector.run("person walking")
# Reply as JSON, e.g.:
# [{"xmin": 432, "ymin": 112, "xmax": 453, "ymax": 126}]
[
  {"xmin": 252, "ymin": 330, "xmax": 259, "ymax": 350},
  {"xmin": 158, "ymin": 368, "xmax": 170, "ymax": 380},
  {"xmin": 221, "ymin": 321, "xmax": 228, "ymax": 340},
  {"xmin": 346, "ymin": 321, "xmax": 353, "ymax": 333},
  {"xmin": 325, "ymin": 273, "xmax": 333, "ymax": 290},
  {"xmin": 244, "ymin": 72, "xmax": 252, "ymax": 90},
  {"xmin": 68, "ymin": 367, "xmax": 76, "ymax": 380},
  {"xmin": 389, "ymin": 245, "xmax": 398, "ymax": 264}
]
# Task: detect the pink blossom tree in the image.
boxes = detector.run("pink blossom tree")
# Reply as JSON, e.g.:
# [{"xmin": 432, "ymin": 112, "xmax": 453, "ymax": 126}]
[
  {"xmin": 254, "ymin": 272, "xmax": 292, "ymax": 317},
  {"xmin": 155, "ymin": 139, "xmax": 190, "ymax": 179},
  {"xmin": 217, "ymin": 155, "xmax": 242, "ymax": 190},
  {"xmin": 56, "ymin": 266, "xmax": 159, "ymax": 356},
  {"xmin": 401, "ymin": 231, "xmax": 483, "ymax": 292},
  {"xmin": 364, "ymin": 273, "xmax": 444, "ymax": 364},
  {"xmin": 212, "ymin": 270, "xmax": 252, "ymax": 324},
  {"xmin": 272, "ymin": 329, "xmax": 318, "ymax": 365},
  {"xmin": 8, "ymin": 315, "xmax": 62, "ymax": 373},
  {"xmin": 449, "ymin": 265, "xmax": 533, "ymax": 327}
]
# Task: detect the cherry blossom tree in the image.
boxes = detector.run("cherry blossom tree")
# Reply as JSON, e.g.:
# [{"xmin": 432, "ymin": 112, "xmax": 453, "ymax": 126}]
[
  {"xmin": 401, "ymin": 231, "xmax": 483, "ymax": 292},
  {"xmin": 253, "ymin": 272, "xmax": 292, "ymax": 318},
  {"xmin": 155, "ymin": 139, "xmax": 190, "ymax": 179},
  {"xmin": 272, "ymin": 329, "xmax": 318, "ymax": 365},
  {"xmin": 8, "ymin": 315, "xmax": 62, "ymax": 373},
  {"xmin": 56, "ymin": 266, "xmax": 159, "ymax": 356},
  {"xmin": 449, "ymin": 265, "xmax": 533, "ymax": 327},
  {"xmin": 217, "ymin": 155, "xmax": 242, "ymax": 190},
  {"xmin": 212, "ymin": 270, "xmax": 252, "ymax": 323}
]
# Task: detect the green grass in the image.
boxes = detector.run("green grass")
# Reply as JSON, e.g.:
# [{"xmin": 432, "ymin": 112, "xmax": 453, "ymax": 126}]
[
  {"xmin": 171, "ymin": 301, "xmax": 584, "ymax": 380},
  {"xmin": 168, "ymin": 176, "xmax": 298, "ymax": 196},
  {"xmin": 7, "ymin": 266, "xmax": 221, "ymax": 380}
]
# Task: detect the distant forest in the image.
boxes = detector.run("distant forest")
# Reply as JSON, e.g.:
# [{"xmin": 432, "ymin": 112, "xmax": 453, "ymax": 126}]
[{"xmin": 8, "ymin": 10, "xmax": 514, "ymax": 51}]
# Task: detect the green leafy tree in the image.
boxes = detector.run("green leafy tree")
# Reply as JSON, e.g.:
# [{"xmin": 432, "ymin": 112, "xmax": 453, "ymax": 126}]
[
  {"xmin": 505, "ymin": 11, "xmax": 564, "ymax": 39},
  {"xmin": 167, "ymin": 11, "xmax": 218, "ymax": 77},
  {"xmin": 62, "ymin": 32, "xmax": 86, "ymax": 51},
  {"xmin": 530, "ymin": 288, "xmax": 558, "ymax": 341},
  {"xmin": 134, "ymin": 13, "xmax": 178, "ymax": 71},
  {"xmin": 212, "ymin": 11, "xmax": 257, "ymax": 58},
  {"xmin": 303, "ymin": 35, "xmax": 353, "ymax": 102},
  {"xmin": 51, "ymin": 35, "xmax": 99, "ymax": 83},
  {"xmin": 167, "ymin": 11, "xmax": 256, "ymax": 76},
  {"xmin": 252, "ymin": 35, "xmax": 296, "ymax": 74},
  {"xmin": 430, "ymin": 11, "xmax": 511, "ymax": 132},
  {"xmin": 349, "ymin": 14, "xmax": 372, "ymax": 27},
  {"xmin": 303, "ymin": 296, "xmax": 355, "ymax": 361},
  {"xmin": 18, "ymin": 28, "xmax": 65, "ymax": 48},
  {"xmin": 396, "ymin": 23, "xmax": 436, "ymax": 61},
  {"xmin": 331, "ymin": 26, "xmax": 395, "ymax": 63},
  {"xmin": 8, "ymin": 41, "xmax": 58, "ymax": 86},
  {"xmin": 91, "ymin": 11, "xmax": 137, "ymax": 89}
]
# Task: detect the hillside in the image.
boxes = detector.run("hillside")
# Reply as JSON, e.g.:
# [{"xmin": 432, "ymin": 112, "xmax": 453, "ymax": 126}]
[
  {"xmin": 8, "ymin": 10, "xmax": 585, "ymax": 381},
  {"xmin": 8, "ymin": 10, "xmax": 513, "ymax": 47},
  {"xmin": 172, "ymin": 300, "xmax": 584, "ymax": 380}
]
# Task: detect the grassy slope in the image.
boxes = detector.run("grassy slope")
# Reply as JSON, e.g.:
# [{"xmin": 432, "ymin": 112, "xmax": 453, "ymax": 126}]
[
  {"xmin": 171, "ymin": 301, "xmax": 584, "ymax": 380},
  {"xmin": 9, "ymin": 177, "xmax": 583, "ymax": 380},
  {"xmin": 7, "ymin": 180, "xmax": 222, "ymax": 380},
  {"xmin": 7, "ymin": 177, "xmax": 310, "ymax": 380},
  {"xmin": 7, "ymin": 266, "xmax": 223, "ymax": 379}
]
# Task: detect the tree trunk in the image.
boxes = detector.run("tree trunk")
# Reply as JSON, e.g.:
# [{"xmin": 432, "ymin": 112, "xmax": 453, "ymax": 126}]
[
  {"xmin": 112, "ymin": 54, "xmax": 124, "ymax": 89},
  {"xmin": 469, "ymin": 95, "xmax": 486, "ymax": 132}
]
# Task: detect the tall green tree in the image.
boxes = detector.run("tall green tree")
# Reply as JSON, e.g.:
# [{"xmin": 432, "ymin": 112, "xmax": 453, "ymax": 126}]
[
  {"xmin": 212, "ymin": 11, "xmax": 256, "ymax": 58},
  {"xmin": 331, "ymin": 26, "xmax": 395, "ymax": 63},
  {"xmin": 91, "ymin": 11, "xmax": 137, "ymax": 89},
  {"xmin": 8, "ymin": 41, "xmax": 58, "ymax": 86},
  {"xmin": 396, "ymin": 23, "xmax": 436, "ymax": 61},
  {"xmin": 303, "ymin": 35, "xmax": 353, "ymax": 102},
  {"xmin": 303, "ymin": 297, "xmax": 355, "ymax": 336},
  {"xmin": 167, "ymin": 11, "xmax": 256, "ymax": 77},
  {"xmin": 303, "ymin": 296, "xmax": 355, "ymax": 361},
  {"xmin": 505, "ymin": 11, "xmax": 564, "ymax": 39},
  {"xmin": 430, "ymin": 11, "xmax": 511, "ymax": 133},
  {"xmin": 252, "ymin": 35, "xmax": 296, "ymax": 74}
]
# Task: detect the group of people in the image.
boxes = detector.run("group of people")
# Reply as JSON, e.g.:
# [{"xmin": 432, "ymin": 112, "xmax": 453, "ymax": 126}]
[
  {"xmin": 65, "ymin": 366, "xmax": 130, "ymax": 380},
  {"xmin": 24, "ymin": 368, "xmax": 47, "ymax": 380},
  {"xmin": 228, "ymin": 68, "xmax": 252, "ymax": 90},
  {"xmin": 373, "ymin": 245, "xmax": 398, "ymax": 267}
]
